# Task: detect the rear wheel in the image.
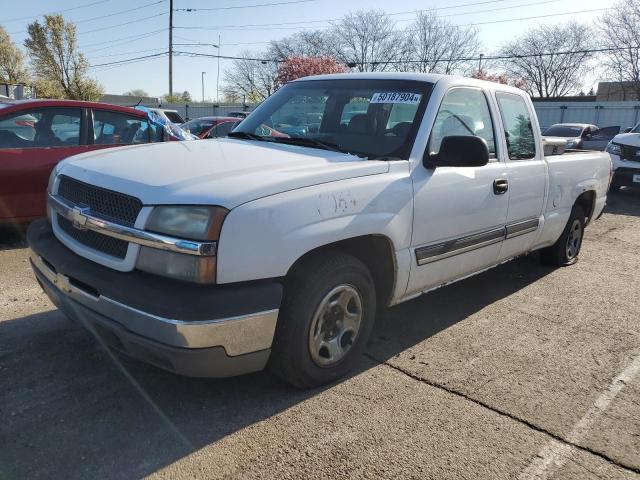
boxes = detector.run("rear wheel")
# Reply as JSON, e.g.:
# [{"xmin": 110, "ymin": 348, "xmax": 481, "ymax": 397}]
[
  {"xmin": 541, "ymin": 205, "xmax": 585, "ymax": 267},
  {"xmin": 269, "ymin": 251, "xmax": 376, "ymax": 389}
]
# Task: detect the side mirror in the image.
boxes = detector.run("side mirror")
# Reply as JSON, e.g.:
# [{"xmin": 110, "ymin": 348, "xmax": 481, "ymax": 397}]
[
  {"xmin": 624, "ymin": 127, "xmax": 632, "ymax": 133},
  {"xmin": 424, "ymin": 135, "xmax": 490, "ymax": 169}
]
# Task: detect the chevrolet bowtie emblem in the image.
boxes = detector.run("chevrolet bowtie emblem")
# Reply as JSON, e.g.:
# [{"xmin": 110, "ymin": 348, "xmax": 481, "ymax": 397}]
[{"xmin": 70, "ymin": 206, "xmax": 90, "ymax": 229}]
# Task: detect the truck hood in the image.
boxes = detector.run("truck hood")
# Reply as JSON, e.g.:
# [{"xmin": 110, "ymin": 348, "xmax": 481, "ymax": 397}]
[
  {"xmin": 57, "ymin": 139, "xmax": 389, "ymax": 209},
  {"xmin": 612, "ymin": 132, "xmax": 640, "ymax": 147}
]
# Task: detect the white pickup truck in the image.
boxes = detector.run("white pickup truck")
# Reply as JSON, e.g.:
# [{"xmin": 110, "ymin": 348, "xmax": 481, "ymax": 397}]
[{"xmin": 28, "ymin": 73, "xmax": 611, "ymax": 388}]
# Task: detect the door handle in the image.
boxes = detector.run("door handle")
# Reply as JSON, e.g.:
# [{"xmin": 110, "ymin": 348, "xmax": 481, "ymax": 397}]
[{"xmin": 493, "ymin": 179, "xmax": 508, "ymax": 195}]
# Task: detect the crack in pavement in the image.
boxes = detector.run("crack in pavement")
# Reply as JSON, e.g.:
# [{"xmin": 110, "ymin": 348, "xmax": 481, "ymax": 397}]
[{"xmin": 364, "ymin": 353, "xmax": 640, "ymax": 477}]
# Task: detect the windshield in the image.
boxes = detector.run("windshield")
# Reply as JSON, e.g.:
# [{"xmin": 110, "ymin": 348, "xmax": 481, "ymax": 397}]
[
  {"xmin": 543, "ymin": 125, "xmax": 584, "ymax": 137},
  {"xmin": 181, "ymin": 119, "xmax": 214, "ymax": 136},
  {"xmin": 232, "ymin": 79, "xmax": 433, "ymax": 159}
]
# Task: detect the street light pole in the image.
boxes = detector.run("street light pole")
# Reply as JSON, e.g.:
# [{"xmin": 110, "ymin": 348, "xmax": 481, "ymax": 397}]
[{"xmin": 201, "ymin": 71, "xmax": 206, "ymax": 102}]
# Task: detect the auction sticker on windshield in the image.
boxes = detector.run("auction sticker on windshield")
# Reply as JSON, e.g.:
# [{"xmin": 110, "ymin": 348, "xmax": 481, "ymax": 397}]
[{"xmin": 370, "ymin": 92, "xmax": 422, "ymax": 104}]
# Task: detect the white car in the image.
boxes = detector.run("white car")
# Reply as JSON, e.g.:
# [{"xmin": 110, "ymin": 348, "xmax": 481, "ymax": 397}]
[
  {"xmin": 606, "ymin": 123, "xmax": 640, "ymax": 190},
  {"xmin": 28, "ymin": 73, "xmax": 611, "ymax": 388}
]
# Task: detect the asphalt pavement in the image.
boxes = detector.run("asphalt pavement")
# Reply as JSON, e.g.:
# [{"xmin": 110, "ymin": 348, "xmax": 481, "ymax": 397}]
[{"xmin": 1, "ymin": 189, "xmax": 640, "ymax": 480}]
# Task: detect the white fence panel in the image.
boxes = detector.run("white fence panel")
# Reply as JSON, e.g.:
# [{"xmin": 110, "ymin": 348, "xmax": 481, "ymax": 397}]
[{"xmin": 533, "ymin": 101, "xmax": 640, "ymax": 130}]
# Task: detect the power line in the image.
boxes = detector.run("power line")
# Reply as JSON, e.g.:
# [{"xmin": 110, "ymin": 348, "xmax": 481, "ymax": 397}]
[
  {"xmin": 81, "ymin": 28, "xmax": 167, "ymax": 50},
  {"xmin": 176, "ymin": 4, "xmax": 610, "ymax": 32},
  {"xmin": 175, "ymin": 0, "xmax": 566, "ymax": 30},
  {"xmin": 174, "ymin": 50, "xmax": 277, "ymax": 62},
  {"xmin": 89, "ymin": 52, "xmax": 168, "ymax": 68},
  {"xmin": 87, "ymin": 47, "xmax": 169, "ymax": 60},
  {"xmin": 172, "ymin": 45, "xmax": 640, "ymax": 67},
  {"xmin": 175, "ymin": 0, "xmax": 317, "ymax": 12},
  {"xmin": 173, "ymin": 0, "xmax": 562, "ymax": 30},
  {"xmin": 73, "ymin": 0, "xmax": 166, "ymax": 24},
  {"xmin": 3, "ymin": 0, "xmax": 112, "ymax": 24},
  {"xmin": 78, "ymin": 12, "xmax": 167, "ymax": 35}
]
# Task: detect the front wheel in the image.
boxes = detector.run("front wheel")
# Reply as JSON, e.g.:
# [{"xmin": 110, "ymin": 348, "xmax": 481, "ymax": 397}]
[
  {"xmin": 541, "ymin": 205, "xmax": 585, "ymax": 266},
  {"xmin": 269, "ymin": 251, "xmax": 376, "ymax": 389}
]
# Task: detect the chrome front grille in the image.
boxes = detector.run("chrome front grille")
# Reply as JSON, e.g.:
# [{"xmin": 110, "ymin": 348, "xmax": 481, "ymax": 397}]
[
  {"xmin": 56, "ymin": 175, "xmax": 143, "ymax": 259},
  {"xmin": 57, "ymin": 214, "xmax": 129, "ymax": 259},
  {"xmin": 57, "ymin": 175, "xmax": 142, "ymax": 227}
]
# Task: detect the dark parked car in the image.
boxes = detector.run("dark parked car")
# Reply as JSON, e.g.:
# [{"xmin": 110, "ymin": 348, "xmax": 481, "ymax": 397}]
[
  {"xmin": 542, "ymin": 123, "xmax": 620, "ymax": 151},
  {"xmin": 0, "ymin": 99, "xmax": 172, "ymax": 225},
  {"xmin": 227, "ymin": 111, "xmax": 249, "ymax": 119},
  {"xmin": 180, "ymin": 116, "xmax": 239, "ymax": 139}
]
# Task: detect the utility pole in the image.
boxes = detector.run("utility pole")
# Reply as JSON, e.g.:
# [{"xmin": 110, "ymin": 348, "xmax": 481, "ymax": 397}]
[
  {"xmin": 169, "ymin": 0, "xmax": 173, "ymax": 96},
  {"xmin": 216, "ymin": 34, "xmax": 221, "ymax": 105},
  {"xmin": 201, "ymin": 71, "xmax": 206, "ymax": 102},
  {"xmin": 478, "ymin": 53, "xmax": 484, "ymax": 73}
]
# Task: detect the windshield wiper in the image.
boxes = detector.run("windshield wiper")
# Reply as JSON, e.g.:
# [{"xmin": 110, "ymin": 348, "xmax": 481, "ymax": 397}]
[
  {"xmin": 269, "ymin": 137, "xmax": 368, "ymax": 158},
  {"xmin": 227, "ymin": 131, "xmax": 268, "ymax": 141}
]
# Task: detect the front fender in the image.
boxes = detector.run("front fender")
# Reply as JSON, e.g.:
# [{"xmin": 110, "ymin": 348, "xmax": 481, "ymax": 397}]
[{"xmin": 216, "ymin": 169, "xmax": 413, "ymax": 284}]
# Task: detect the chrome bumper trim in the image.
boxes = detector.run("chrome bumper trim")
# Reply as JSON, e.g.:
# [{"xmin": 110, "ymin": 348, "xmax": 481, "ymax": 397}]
[
  {"xmin": 31, "ymin": 252, "xmax": 278, "ymax": 356},
  {"xmin": 48, "ymin": 193, "xmax": 217, "ymax": 257}
]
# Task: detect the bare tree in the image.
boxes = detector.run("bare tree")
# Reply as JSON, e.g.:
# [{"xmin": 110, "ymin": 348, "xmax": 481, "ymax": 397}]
[
  {"xmin": 499, "ymin": 22, "xmax": 593, "ymax": 98},
  {"xmin": 223, "ymin": 51, "xmax": 278, "ymax": 102},
  {"xmin": 0, "ymin": 27, "xmax": 28, "ymax": 83},
  {"xmin": 400, "ymin": 12, "xmax": 479, "ymax": 74},
  {"xmin": 599, "ymin": 0, "xmax": 640, "ymax": 99},
  {"xmin": 330, "ymin": 10, "xmax": 403, "ymax": 72},
  {"xmin": 268, "ymin": 30, "xmax": 335, "ymax": 60}
]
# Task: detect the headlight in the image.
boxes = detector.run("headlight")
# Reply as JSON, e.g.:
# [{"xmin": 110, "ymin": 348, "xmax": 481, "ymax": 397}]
[
  {"xmin": 606, "ymin": 142, "xmax": 622, "ymax": 156},
  {"xmin": 145, "ymin": 206, "xmax": 228, "ymax": 241},
  {"xmin": 137, "ymin": 206, "xmax": 228, "ymax": 283},
  {"xmin": 566, "ymin": 139, "xmax": 578, "ymax": 149}
]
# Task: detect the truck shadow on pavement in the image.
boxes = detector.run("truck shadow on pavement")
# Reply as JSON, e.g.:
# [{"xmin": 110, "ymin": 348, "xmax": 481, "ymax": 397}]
[
  {"xmin": 0, "ymin": 224, "xmax": 29, "ymax": 251},
  {"xmin": 0, "ymin": 254, "xmax": 554, "ymax": 480},
  {"xmin": 605, "ymin": 187, "xmax": 640, "ymax": 217}
]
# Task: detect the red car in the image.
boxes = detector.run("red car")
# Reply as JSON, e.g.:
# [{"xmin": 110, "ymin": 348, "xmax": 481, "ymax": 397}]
[{"xmin": 0, "ymin": 99, "xmax": 170, "ymax": 225}]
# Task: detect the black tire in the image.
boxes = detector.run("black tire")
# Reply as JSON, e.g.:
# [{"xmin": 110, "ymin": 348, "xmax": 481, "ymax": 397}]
[
  {"xmin": 269, "ymin": 250, "xmax": 376, "ymax": 389},
  {"xmin": 541, "ymin": 204, "xmax": 586, "ymax": 267}
]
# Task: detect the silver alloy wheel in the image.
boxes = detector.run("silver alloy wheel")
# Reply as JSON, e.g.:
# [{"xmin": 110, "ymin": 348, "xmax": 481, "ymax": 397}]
[
  {"xmin": 566, "ymin": 218, "xmax": 583, "ymax": 260},
  {"xmin": 308, "ymin": 284, "xmax": 363, "ymax": 367}
]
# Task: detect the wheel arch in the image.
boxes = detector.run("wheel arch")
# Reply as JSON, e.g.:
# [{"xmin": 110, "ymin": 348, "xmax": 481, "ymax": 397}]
[
  {"xmin": 286, "ymin": 234, "xmax": 398, "ymax": 308},
  {"xmin": 574, "ymin": 189, "xmax": 596, "ymax": 225}
]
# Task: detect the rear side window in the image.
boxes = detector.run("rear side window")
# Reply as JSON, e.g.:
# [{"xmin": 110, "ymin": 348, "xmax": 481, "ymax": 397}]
[
  {"xmin": 0, "ymin": 108, "xmax": 82, "ymax": 149},
  {"xmin": 93, "ymin": 110, "xmax": 150, "ymax": 145},
  {"xmin": 429, "ymin": 87, "xmax": 497, "ymax": 157},
  {"xmin": 207, "ymin": 121, "xmax": 236, "ymax": 138},
  {"xmin": 496, "ymin": 93, "xmax": 536, "ymax": 160},
  {"xmin": 164, "ymin": 111, "xmax": 185, "ymax": 123}
]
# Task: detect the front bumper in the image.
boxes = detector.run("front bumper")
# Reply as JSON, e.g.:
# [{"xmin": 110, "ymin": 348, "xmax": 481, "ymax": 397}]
[
  {"xmin": 27, "ymin": 219, "xmax": 283, "ymax": 377},
  {"xmin": 612, "ymin": 167, "xmax": 640, "ymax": 188}
]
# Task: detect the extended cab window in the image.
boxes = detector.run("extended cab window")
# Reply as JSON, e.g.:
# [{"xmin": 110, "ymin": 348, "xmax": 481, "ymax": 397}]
[
  {"xmin": 496, "ymin": 93, "xmax": 536, "ymax": 160},
  {"xmin": 0, "ymin": 108, "xmax": 82, "ymax": 149},
  {"xmin": 429, "ymin": 87, "xmax": 496, "ymax": 158},
  {"xmin": 93, "ymin": 110, "xmax": 150, "ymax": 145},
  {"xmin": 233, "ymin": 79, "xmax": 432, "ymax": 160}
]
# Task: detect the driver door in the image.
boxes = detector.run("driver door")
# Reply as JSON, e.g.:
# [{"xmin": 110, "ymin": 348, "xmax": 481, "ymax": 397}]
[
  {"xmin": 407, "ymin": 87, "xmax": 509, "ymax": 296},
  {"xmin": 582, "ymin": 126, "xmax": 620, "ymax": 151}
]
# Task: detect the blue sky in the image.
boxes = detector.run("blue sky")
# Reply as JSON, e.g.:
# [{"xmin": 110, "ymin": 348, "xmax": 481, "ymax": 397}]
[{"xmin": 3, "ymin": 0, "xmax": 614, "ymax": 99}]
